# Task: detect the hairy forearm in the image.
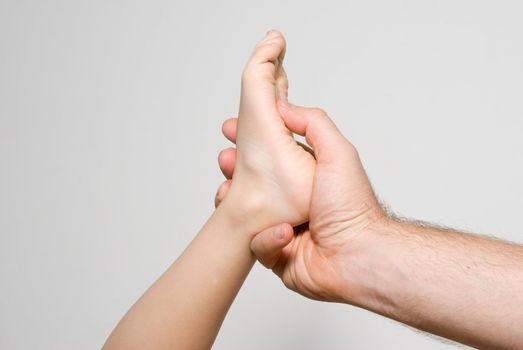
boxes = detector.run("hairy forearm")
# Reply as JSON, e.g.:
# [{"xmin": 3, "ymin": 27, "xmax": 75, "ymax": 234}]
[
  {"xmin": 346, "ymin": 217, "xmax": 523, "ymax": 349},
  {"xmin": 102, "ymin": 204, "xmax": 256, "ymax": 350}
]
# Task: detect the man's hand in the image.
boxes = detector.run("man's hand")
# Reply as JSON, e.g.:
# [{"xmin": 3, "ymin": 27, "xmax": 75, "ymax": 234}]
[
  {"xmin": 216, "ymin": 103, "xmax": 385, "ymax": 302},
  {"xmin": 216, "ymin": 104, "xmax": 523, "ymax": 349},
  {"xmin": 215, "ymin": 32, "xmax": 523, "ymax": 350}
]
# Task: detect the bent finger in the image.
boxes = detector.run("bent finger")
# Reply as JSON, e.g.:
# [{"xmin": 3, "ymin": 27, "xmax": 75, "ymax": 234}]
[
  {"xmin": 250, "ymin": 223, "xmax": 294, "ymax": 269},
  {"xmin": 214, "ymin": 179, "xmax": 232, "ymax": 208},
  {"xmin": 277, "ymin": 101, "xmax": 352, "ymax": 165},
  {"xmin": 222, "ymin": 118, "xmax": 238, "ymax": 144},
  {"xmin": 218, "ymin": 147, "xmax": 236, "ymax": 179}
]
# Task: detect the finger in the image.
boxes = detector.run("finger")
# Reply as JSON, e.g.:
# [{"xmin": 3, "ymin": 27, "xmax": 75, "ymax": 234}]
[
  {"xmin": 277, "ymin": 101, "xmax": 353, "ymax": 165},
  {"xmin": 214, "ymin": 179, "xmax": 232, "ymax": 208},
  {"xmin": 250, "ymin": 223, "xmax": 294, "ymax": 269},
  {"xmin": 221, "ymin": 118, "xmax": 237, "ymax": 144},
  {"xmin": 272, "ymin": 224, "xmax": 309, "ymax": 284},
  {"xmin": 218, "ymin": 147, "xmax": 236, "ymax": 179}
]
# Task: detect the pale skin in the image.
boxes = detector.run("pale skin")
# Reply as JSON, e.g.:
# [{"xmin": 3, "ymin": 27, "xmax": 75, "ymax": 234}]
[
  {"xmin": 219, "ymin": 135, "xmax": 523, "ymax": 350},
  {"xmin": 215, "ymin": 34, "xmax": 523, "ymax": 349},
  {"xmin": 103, "ymin": 30, "xmax": 523, "ymax": 350},
  {"xmin": 102, "ymin": 30, "xmax": 315, "ymax": 350}
]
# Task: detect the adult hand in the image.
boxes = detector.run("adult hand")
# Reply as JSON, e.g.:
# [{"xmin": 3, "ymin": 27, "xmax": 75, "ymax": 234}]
[
  {"xmin": 217, "ymin": 33, "xmax": 523, "ymax": 350},
  {"xmin": 216, "ymin": 103, "xmax": 386, "ymax": 302}
]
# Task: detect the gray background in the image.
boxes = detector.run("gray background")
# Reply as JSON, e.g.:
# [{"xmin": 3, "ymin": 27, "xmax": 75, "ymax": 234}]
[{"xmin": 1, "ymin": 1, "xmax": 522, "ymax": 349}]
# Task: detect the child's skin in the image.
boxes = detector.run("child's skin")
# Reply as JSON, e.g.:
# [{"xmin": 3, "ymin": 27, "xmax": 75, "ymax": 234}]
[
  {"xmin": 104, "ymin": 30, "xmax": 523, "ymax": 350},
  {"xmin": 102, "ymin": 30, "xmax": 318, "ymax": 350},
  {"xmin": 215, "ymin": 42, "xmax": 523, "ymax": 350}
]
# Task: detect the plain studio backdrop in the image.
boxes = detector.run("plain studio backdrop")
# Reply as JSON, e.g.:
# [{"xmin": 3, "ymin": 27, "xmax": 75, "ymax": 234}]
[{"xmin": 1, "ymin": 1, "xmax": 522, "ymax": 349}]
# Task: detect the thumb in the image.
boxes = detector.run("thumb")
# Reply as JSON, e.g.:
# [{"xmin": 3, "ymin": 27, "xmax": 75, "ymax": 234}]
[
  {"xmin": 277, "ymin": 101, "xmax": 352, "ymax": 165},
  {"xmin": 250, "ymin": 223, "xmax": 293, "ymax": 269}
]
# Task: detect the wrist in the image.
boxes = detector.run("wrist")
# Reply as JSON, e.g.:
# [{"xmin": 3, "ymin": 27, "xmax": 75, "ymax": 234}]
[
  {"xmin": 215, "ymin": 192, "xmax": 265, "ymax": 239},
  {"xmin": 192, "ymin": 204, "xmax": 257, "ymax": 268},
  {"xmin": 337, "ymin": 215, "xmax": 407, "ymax": 317},
  {"xmin": 217, "ymin": 183, "xmax": 277, "ymax": 237}
]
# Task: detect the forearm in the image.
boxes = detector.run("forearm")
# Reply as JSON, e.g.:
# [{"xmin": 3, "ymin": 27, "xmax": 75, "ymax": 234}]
[
  {"xmin": 346, "ymin": 217, "xmax": 523, "ymax": 349},
  {"xmin": 103, "ymin": 204, "xmax": 256, "ymax": 350}
]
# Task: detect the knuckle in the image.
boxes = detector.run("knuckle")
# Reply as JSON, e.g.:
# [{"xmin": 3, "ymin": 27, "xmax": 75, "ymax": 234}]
[
  {"xmin": 250, "ymin": 236, "xmax": 263, "ymax": 254},
  {"xmin": 281, "ymin": 275, "xmax": 296, "ymax": 292},
  {"xmin": 311, "ymin": 107, "xmax": 328, "ymax": 117},
  {"xmin": 346, "ymin": 141, "xmax": 359, "ymax": 157}
]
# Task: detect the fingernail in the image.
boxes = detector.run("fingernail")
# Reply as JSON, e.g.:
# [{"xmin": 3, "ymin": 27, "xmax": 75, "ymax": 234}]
[
  {"xmin": 273, "ymin": 225, "xmax": 285, "ymax": 239},
  {"xmin": 266, "ymin": 29, "xmax": 277, "ymax": 36}
]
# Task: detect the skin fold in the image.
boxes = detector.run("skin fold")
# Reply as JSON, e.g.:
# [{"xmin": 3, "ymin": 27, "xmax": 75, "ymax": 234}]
[
  {"xmin": 104, "ymin": 30, "xmax": 523, "ymax": 350},
  {"xmin": 215, "ymin": 32, "xmax": 523, "ymax": 350},
  {"xmin": 217, "ymin": 105, "xmax": 523, "ymax": 350},
  {"xmin": 103, "ymin": 30, "xmax": 319, "ymax": 350}
]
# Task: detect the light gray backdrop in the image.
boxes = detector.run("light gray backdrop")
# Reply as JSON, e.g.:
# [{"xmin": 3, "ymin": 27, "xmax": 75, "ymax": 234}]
[{"xmin": 1, "ymin": 1, "xmax": 522, "ymax": 349}]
